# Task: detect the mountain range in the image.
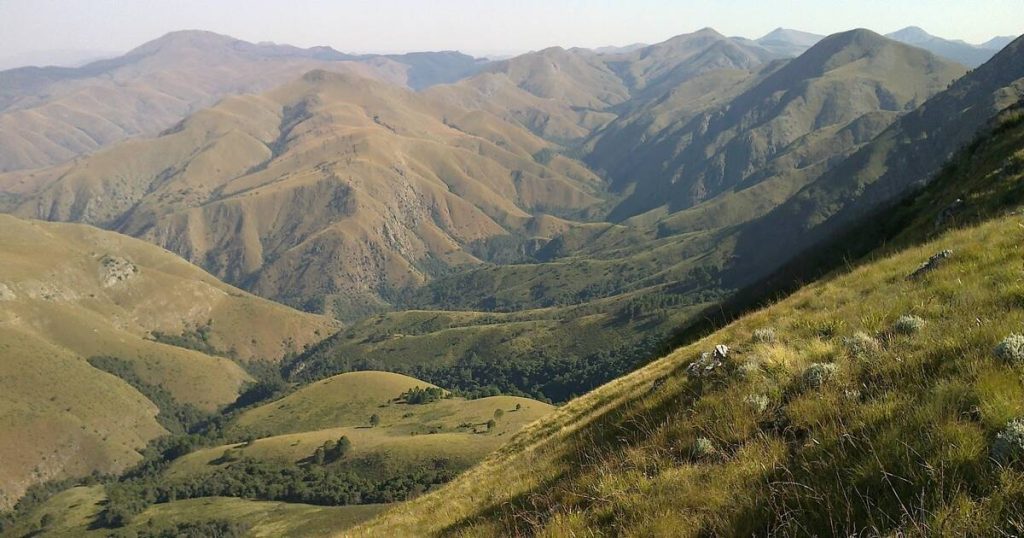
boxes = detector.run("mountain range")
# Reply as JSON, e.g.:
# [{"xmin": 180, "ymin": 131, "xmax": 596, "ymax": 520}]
[
  {"xmin": 0, "ymin": 30, "xmax": 487, "ymax": 174},
  {"xmin": 1, "ymin": 19, "xmax": 1023, "ymax": 537}
]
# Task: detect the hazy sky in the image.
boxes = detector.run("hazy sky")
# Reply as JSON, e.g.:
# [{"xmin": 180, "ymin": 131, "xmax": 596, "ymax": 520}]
[{"xmin": 1, "ymin": 0, "xmax": 1022, "ymax": 59}]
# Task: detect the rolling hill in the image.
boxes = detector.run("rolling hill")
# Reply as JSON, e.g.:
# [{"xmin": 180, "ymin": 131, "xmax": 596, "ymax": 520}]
[
  {"xmin": 0, "ymin": 30, "xmax": 487, "ymax": 174},
  {"xmin": 353, "ymin": 98, "xmax": 1024, "ymax": 536},
  {"xmin": 1, "ymin": 371, "xmax": 553, "ymax": 536},
  {"xmin": 0, "ymin": 214, "xmax": 332, "ymax": 510}
]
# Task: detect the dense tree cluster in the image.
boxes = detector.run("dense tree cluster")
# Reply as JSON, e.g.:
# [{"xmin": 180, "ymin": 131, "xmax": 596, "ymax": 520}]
[
  {"xmin": 97, "ymin": 459, "xmax": 455, "ymax": 528},
  {"xmin": 399, "ymin": 386, "xmax": 448, "ymax": 404},
  {"xmin": 312, "ymin": 436, "xmax": 351, "ymax": 464}
]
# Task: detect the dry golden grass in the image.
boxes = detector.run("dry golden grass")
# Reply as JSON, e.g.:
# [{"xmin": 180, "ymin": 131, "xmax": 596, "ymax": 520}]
[{"xmin": 0, "ymin": 214, "xmax": 332, "ymax": 508}]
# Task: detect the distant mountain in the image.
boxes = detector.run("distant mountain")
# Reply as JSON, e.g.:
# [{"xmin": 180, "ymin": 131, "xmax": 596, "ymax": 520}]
[
  {"xmin": 0, "ymin": 49, "xmax": 119, "ymax": 71},
  {"xmin": 0, "ymin": 214, "xmax": 331, "ymax": 509},
  {"xmin": 589, "ymin": 29, "xmax": 965, "ymax": 220},
  {"xmin": 754, "ymin": 27, "xmax": 824, "ymax": 56},
  {"xmin": 732, "ymin": 34, "xmax": 1024, "ymax": 282},
  {"xmin": 886, "ymin": 26, "xmax": 997, "ymax": 67},
  {"xmin": 0, "ymin": 30, "xmax": 488, "ymax": 173},
  {"xmin": 593, "ymin": 43, "xmax": 648, "ymax": 55},
  {"xmin": 980, "ymin": 35, "xmax": 1017, "ymax": 50},
  {"xmin": 6, "ymin": 69, "xmax": 604, "ymax": 315}
]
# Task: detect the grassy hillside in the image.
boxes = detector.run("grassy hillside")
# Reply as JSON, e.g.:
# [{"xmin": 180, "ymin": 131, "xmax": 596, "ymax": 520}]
[
  {"xmin": 0, "ymin": 485, "xmax": 386, "ymax": 537},
  {"xmin": 9, "ymin": 68, "xmax": 606, "ymax": 315},
  {"xmin": 350, "ymin": 105, "xmax": 1024, "ymax": 536},
  {"xmin": 285, "ymin": 38, "xmax": 962, "ymax": 404},
  {"xmin": 167, "ymin": 371, "xmax": 552, "ymax": 481},
  {"xmin": 0, "ymin": 215, "xmax": 332, "ymax": 509},
  {"xmin": 0, "ymin": 372, "xmax": 553, "ymax": 536}
]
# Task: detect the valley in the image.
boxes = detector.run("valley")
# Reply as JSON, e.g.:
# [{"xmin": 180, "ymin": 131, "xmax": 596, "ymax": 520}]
[{"xmin": 0, "ymin": 9, "xmax": 1022, "ymax": 537}]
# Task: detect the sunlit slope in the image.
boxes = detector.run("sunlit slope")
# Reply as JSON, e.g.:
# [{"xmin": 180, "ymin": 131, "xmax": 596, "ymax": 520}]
[
  {"xmin": 0, "ymin": 215, "xmax": 331, "ymax": 508},
  {"xmin": 166, "ymin": 371, "xmax": 553, "ymax": 482},
  {"xmin": 10, "ymin": 70, "xmax": 605, "ymax": 314}
]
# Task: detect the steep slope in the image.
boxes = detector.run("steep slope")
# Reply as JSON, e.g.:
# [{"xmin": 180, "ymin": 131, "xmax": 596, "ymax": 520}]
[
  {"xmin": 732, "ymin": 33, "xmax": 1024, "ymax": 282},
  {"xmin": 0, "ymin": 214, "xmax": 332, "ymax": 509},
  {"xmin": 354, "ymin": 107, "xmax": 1024, "ymax": 536},
  {"xmin": 8, "ymin": 69, "xmax": 605, "ymax": 315},
  {"xmin": 591, "ymin": 29, "xmax": 966, "ymax": 220},
  {"xmin": 0, "ymin": 30, "xmax": 486, "ymax": 173},
  {"xmin": 281, "ymin": 31, "xmax": 970, "ymax": 404},
  {"xmin": 425, "ymin": 28, "xmax": 787, "ymax": 145},
  {"xmin": 887, "ymin": 26, "xmax": 996, "ymax": 67}
]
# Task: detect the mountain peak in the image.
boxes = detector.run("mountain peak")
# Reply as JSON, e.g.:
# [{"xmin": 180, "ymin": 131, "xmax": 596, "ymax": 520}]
[
  {"xmin": 769, "ymin": 28, "xmax": 943, "ymax": 81},
  {"xmin": 127, "ymin": 29, "xmax": 242, "ymax": 56},
  {"xmin": 887, "ymin": 26, "xmax": 935, "ymax": 44},
  {"xmin": 758, "ymin": 27, "xmax": 824, "ymax": 45},
  {"xmin": 693, "ymin": 27, "xmax": 725, "ymax": 38}
]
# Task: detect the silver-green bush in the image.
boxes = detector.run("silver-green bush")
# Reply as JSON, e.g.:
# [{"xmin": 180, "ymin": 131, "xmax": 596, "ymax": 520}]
[
  {"xmin": 992, "ymin": 418, "xmax": 1024, "ymax": 464},
  {"xmin": 802, "ymin": 363, "xmax": 839, "ymax": 389},
  {"xmin": 892, "ymin": 315, "xmax": 926, "ymax": 335},
  {"xmin": 843, "ymin": 332, "xmax": 880, "ymax": 359},
  {"xmin": 994, "ymin": 334, "xmax": 1024, "ymax": 365},
  {"xmin": 752, "ymin": 328, "xmax": 777, "ymax": 344}
]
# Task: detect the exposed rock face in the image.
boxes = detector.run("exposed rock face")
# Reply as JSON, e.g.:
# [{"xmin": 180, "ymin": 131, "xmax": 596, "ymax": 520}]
[
  {"xmin": 908, "ymin": 250, "xmax": 953, "ymax": 280},
  {"xmin": 99, "ymin": 255, "xmax": 138, "ymax": 287}
]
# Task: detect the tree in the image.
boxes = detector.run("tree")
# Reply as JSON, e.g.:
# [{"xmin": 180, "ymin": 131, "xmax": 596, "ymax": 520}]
[
  {"xmin": 515, "ymin": 403, "xmax": 522, "ymax": 411},
  {"xmin": 335, "ymin": 436, "xmax": 352, "ymax": 458},
  {"xmin": 369, "ymin": 414, "xmax": 381, "ymax": 428},
  {"xmin": 486, "ymin": 419, "xmax": 496, "ymax": 431},
  {"xmin": 494, "ymin": 408, "xmax": 504, "ymax": 420}
]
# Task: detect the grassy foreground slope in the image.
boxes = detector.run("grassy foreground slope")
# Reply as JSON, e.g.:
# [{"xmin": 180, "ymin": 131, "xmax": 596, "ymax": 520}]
[
  {"xmin": 0, "ymin": 215, "xmax": 332, "ymax": 509},
  {"xmin": 354, "ymin": 110, "xmax": 1024, "ymax": 536}
]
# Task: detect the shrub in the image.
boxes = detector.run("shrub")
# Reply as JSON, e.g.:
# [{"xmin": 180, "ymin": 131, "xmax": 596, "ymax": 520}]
[
  {"xmin": 843, "ymin": 332, "xmax": 880, "ymax": 359},
  {"xmin": 992, "ymin": 418, "xmax": 1024, "ymax": 464},
  {"xmin": 802, "ymin": 363, "xmax": 839, "ymax": 389},
  {"xmin": 892, "ymin": 315, "xmax": 926, "ymax": 335},
  {"xmin": 994, "ymin": 334, "xmax": 1024, "ymax": 365},
  {"xmin": 744, "ymin": 394, "xmax": 770, "ymax": 414},
  {"xmin": 752, "ymin": 328, "xmax": 777, "ymax": 344},
  {"xmin": 737, "ymin": 359, "xmax": 762, "ymax": 379},
  {"xmin": 692, "ymin": 437, "xmax": 717, "ymax": 460}
]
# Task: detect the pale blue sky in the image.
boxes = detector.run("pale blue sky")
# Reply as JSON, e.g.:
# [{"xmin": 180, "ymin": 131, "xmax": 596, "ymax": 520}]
[{"xmin": 1, "ymin": 0, "xmax": 1022, "ymax": 59}]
